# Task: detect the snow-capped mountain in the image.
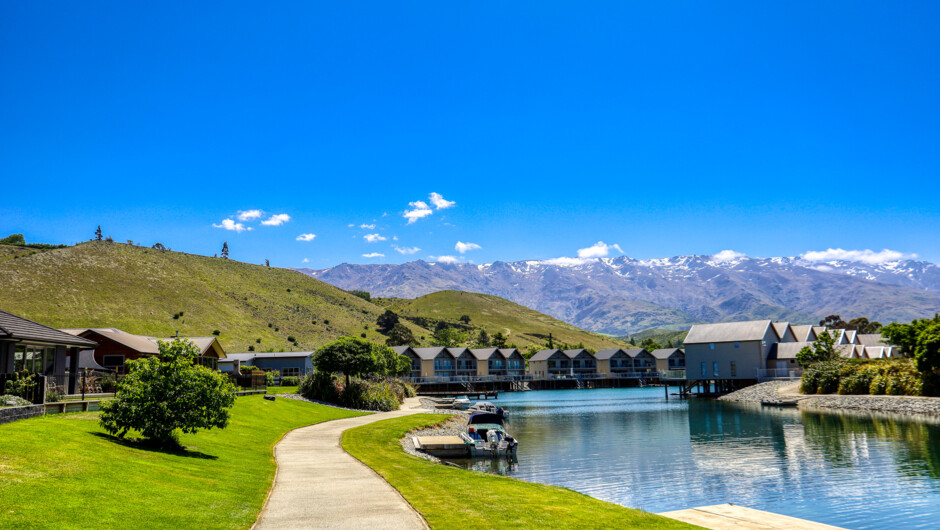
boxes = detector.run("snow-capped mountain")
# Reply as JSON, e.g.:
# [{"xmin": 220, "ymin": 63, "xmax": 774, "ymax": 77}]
[{"xmin": 295, "ymin": 255, "xmax": 940, "ymax": 334}]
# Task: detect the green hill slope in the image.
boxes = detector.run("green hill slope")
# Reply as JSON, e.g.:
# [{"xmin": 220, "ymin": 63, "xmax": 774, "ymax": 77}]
[
  {"xmin": 0, "ymin": 241, "xmax": 431, "ymax": 353},
  {"xmin": 378, "ymin": 290, "xmax": 626, "ymax": 350}
]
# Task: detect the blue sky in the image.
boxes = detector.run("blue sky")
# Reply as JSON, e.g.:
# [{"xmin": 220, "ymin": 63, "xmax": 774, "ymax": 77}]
[{"xmin": 2, "ymin": 2, "xmax": 938, "ymax": 268}]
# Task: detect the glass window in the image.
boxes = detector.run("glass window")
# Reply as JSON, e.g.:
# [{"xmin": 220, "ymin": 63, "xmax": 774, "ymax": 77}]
[
  {"xmin": 734, "ymin": 342, "xmax": 740, "ymax": 349},
  {"xmin": 701, "ymin": 362, "xmax": 707, "ymax": 377},
  {"xmin": 103, "ymin": 355, "xmax": 125, "ymax": 368},
  {"xmin": 730, "ymin": 361, "xmax": 737, "ymax": 377},
  {"xmin": 14, "ymin": 345, "xmax": 25, "ymax": 371},
  {"xmin": 709, "ymin": 343, "xmax": 715, "ymax": 350},
  {"xmin": 281, "ymin": 367, "xmax": 300, "ymax": 377},
  {"xmin": 713, "ymin": 361, "xmax": 719, "ymax": 377},
  {"xmin": 44, "ymin": 347, "xmax": 56, "ymax": 374}
]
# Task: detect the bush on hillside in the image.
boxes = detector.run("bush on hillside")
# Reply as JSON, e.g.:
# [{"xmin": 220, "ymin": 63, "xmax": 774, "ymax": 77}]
[{"xmin": 100, "ymin": 339, "xmax": 236, "ymax": 447}]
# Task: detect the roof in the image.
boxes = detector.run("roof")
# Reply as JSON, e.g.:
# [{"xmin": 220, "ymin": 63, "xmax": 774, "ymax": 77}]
[
  {"xmin": 529, "ymin": 349, "xmax": 563, "ymax": 361},
  {"xmin": 595, "ymin": 348, "xmax": 626, "ymax": 360},
  {"xmin": 857, "ymin": 334, "xmax": 885, "ymax": 346},
  {"xmin": 412, "ymin": 347, "xmax": 450, "ymax": 360},
  {"xmin": 392, "ymin": 346, "xmax": 415, "ymax": 355},
  {"xmin": 469, "ymin": 348, "xmax": 499, "ymax": 360},
  {"xmin": 448, "ymin": 347, "xmax": 473, "ymax": 358},
  {"xmin": 62, "ymin": 328, "xmax": 225, "ymax": 357},
  {"xmin": 563, "ymin": 348, "xmax": 592, "ymax": 359},
  {"xmin": 226, "ymin": 351, "xmax": 313, "ymax": 361},
  {"xmin": 498, "ymin": 348, "xmax": 522, "ymax": 358},
  {"xmin": 772, "ymin": 342, "xmax": 813, "ymax": 360},
  {"xmin": 844, "ymin": 330, "xmax": 858, "ymax": 344},
  {"xmin": 790, "ymin": 325, "xmax": 815, "ymax": 342},
  {"xmin": 684, "ymin": 320, "xmax": 773, "ymax": 344},
  {"xmin": 771, "ymin": 322, "xmax": 791, "ymax": 339},
  {"xmin": 0, "ymin": 311, "xmax": 98, "ymax": 348},
  {"xmin": 812, "ymin": 326, "xmax": 827, "ymax": 336},
  {"xmin": 650, "ymin": 348, "xmax": 683, "ymax": 359},
  {"xmin": 623, "ymin": 348, "xmax": 651, "ymax": 358}
]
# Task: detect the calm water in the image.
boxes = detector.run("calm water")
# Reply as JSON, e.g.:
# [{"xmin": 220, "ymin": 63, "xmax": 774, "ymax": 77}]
[{"xmin": 451, "ymin": 387, "xmax": 940, "ymax": 529}]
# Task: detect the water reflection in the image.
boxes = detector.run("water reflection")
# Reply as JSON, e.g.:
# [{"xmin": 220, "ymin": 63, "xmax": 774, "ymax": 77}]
[{"xmin": 443, "ymin": 388, "xmax": 940, "ymax": 529}]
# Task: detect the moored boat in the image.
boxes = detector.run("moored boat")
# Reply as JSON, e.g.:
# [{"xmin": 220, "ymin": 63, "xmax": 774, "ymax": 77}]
[{"xmin": 460, "ymin": 412, "xmax": 518, "ymax": 457}]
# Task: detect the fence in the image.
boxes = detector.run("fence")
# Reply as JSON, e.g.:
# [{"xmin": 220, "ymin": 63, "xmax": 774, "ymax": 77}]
[
  {"xmin": 230, "ymin": 372, "xmax": 266, "ymax": 390},
  {"xmin": 756, "ymin": 368, "xmax": 803, "ymax": 381},
  {"xmin": 0, "ymin": 372, "xmax": 45, "ymax": 404},
  {"xmin": 45, "ymin": 370, "xmax": 124, "ymax": 401}
]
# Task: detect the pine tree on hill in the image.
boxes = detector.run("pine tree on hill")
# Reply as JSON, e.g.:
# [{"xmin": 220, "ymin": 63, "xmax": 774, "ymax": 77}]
[{"xmin": 221, "ymin": 242, "xmax": 229, "ymax": 259}]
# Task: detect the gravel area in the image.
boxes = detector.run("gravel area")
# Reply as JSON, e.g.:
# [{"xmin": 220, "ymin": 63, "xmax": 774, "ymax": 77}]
[
  {"xmin": 718, "ymin": 381, "xmax": 793, "ymax": 403},
  {"xmin": 400, "ymin": 414, "xmax": 468, "ymax": 462}
]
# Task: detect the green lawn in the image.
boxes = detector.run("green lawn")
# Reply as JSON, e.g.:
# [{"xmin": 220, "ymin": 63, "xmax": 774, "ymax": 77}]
[
  {"xmin": 267, "ymin": 385, "xmax": 298, "ymax": 394},
  {"xmin": 342, "ymin": 415, "xmax": 697, "ymax": 529},
  {"xmin": 0, "ymin": 395, "xmax": 366, "ymax": 529}
]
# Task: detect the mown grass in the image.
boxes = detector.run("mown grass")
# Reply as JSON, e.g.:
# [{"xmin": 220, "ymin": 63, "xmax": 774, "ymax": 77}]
[
  {"xmin": 379, "ymin": 290, "xmax": 626, "ymax": 350},
  {"xmin": 267, "ymin": 385, "xmax": 298, "ymax": 394},
  {"xmin": 0, "ymin": 395, "xmax": 366, "ymax": 529},
  {"xmin": 342, "ymin": 414, "xmax": 697, "ymax": 529}
]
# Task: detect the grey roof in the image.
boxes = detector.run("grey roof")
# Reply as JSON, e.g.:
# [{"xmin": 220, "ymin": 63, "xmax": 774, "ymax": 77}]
[
  {"xmin": 684, "ymin": 320, "xmax": 773, "ymax": 344},
  {"xmin": 650, "ymin": 348, "xmax": 684, "ymax": 360},
  {"xmin": 844, "ymin": 330, "xmax": 858, "ymax": 344},
  {"xmin": 563, "ymin": 348, "xmax": 593, "ymax": 359},
  {"xmin": 412, "ymin": 347, "xmax": 452, "ymax": 360},
  {"xmin": 226, "ymin": 351, "xmax": 313, "ymax": 362},
  {"xmin": 771, "ymin": 322, "xmax": 791, "ymax": 339},
  {"xmin": 392, "ymin": 346, "xmax": 415, "ymax": 355},
  {"xmin": 595, "ymin": 348, "xmax": 626, "ymax": 360},
  {"xmin": 498, "ymin": 348, "xmax": 523, "ymax": 359},
  {"xmin": 772, "ymin": 342, "xmax": 813, "ymax": 360},
  {"xmin": 469, "ymin": 348, "xmax": 499, "ymax": 360},
  {"xmin": 448, "ymin": 347, "xmax": 473, "ymax": 358},
  {"xmin": 812, "ymin": 326, "xmax": 827, "ymax": 336},
  {"xmin": 529, "ymin": 349, "xmax": 563, "ymax": 361},
  {"xmin": 857, "ymin": 334, "xmax": 885, "ymax": 346},
  {"xmin": 790, "ymin": 325, "xmax": 815, "ymax": 342},
  {"xmin": 0, "ymin": 310, "xmax": 98, "ymax": 348},
  {"xmin": 623, "ymin": 348, "xmax": 651, "ymax": 358}
]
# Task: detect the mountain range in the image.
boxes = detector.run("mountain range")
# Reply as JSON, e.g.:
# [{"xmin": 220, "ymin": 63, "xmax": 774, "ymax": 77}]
[{"xmin": 297, "ymin": 254, "xmax": 940, "ymax": 335}]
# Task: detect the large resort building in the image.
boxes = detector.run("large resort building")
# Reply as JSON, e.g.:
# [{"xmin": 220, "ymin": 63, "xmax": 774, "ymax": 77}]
[{"xmin": 392, "ymin": 346, "xmax": 526, "ymax": 380}]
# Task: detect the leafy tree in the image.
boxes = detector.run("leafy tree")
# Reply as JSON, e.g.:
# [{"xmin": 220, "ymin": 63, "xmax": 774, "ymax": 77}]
[
  {"xmin": 99, "ymin": 339, "xmax": 236, "ymax": 447},
  {"xmin": 265, "ymin": 259, "xmax": 270, "ymax": 267},
  {"xmin": 95, "ymin": 225, "xmax": 103, "ymax": 241},
  {"xmin": 374, "ymin": 343, "xmax": 412, "ymax": 376},
  {"xmin": 221, "ymin": 242, "xmax": 229, "ymax": 259},
  {"xmin": 914, "ymin": 322, "xmax": 940, "ymax": 395},
  {"xmin": 385, "ymin": 323, "xmax": 415, "ymax": 346},
  {"xmin": 152, "ymin": 242, "xmax": 166, "ymax": 250},
  {"xmin": 459, "ymin": 314, "xmax": 472, "ymax": 325},
  {"xmin": 819, "ymin": 315, "xmax": 846, "ymax": 328},
  {"xmin": 0, "ymin": 233, "xmax": 26, "ymax": 246},
  {"xmin": 491, "ymin": 331, "xmax": 508, "ymax": 349},
  {"xmin": 796, "ymin": 330, "xmax": 838, "ymax": 367},
  {"xmin": 313, "ymin": 336, "xmax": 380, "ymax": 386},
  {"xmin": 376, "ymin": 310, "xmax": 400, "ymax": 332},
  {"xmin": 212, "ymin": 329, "xmax": 221, "ymax": 336},
  {"xmin": 350, "ymin": 289, "xmax": 371, "ymax": 301},
  {"xmin": 847, "ymin": 317, "xmax": 882, "ymax": 334},
  {"xmin": 640, "ymin": 338, "xmax": 661, "ymax": 351},
  {"xmin": 476, "ymin": 329, "xmax": 491, "ymax": 347},
  {"xmin": 883, "ymin": 314, "xmax": 940, "ymax": 357},
  {"xmin": 629, "ymin": 336, "xmax": 636, "ymax": 346},
  {"xmin": 431, "ymin": 327, "xmax": 464, "ymax": 347}
]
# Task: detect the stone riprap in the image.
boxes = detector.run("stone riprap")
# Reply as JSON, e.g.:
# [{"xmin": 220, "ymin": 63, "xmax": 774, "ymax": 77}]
[
  {"xmin": 718, "ymin": 381, "xmax": 793, "ymax": 404},
  {"xmin": 721, "ymin": 380, "xmax": 940, "ymax": 417},
  {"xmin": 400, "ymin": 415, "xmax": 467, "ymax": 462}
]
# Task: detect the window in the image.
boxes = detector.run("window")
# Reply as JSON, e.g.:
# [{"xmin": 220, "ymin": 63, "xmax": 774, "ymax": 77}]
[
  {"xmin": 733, "ymin": 342, "xmax": 739, "ymax": 349},
  {"xmin": 713, "ymin": 361, "xmax": 719, "ymax": 377},
  {"xmin": 433, "ymin": 358, "xmax": 453, "ymax": 370},
  {"xmin": 709, "ymin": 343, "xmax": 715, "ymax": 350},
  {"xmin": 701, "ymin": 362, "xmax": 707, "ymax": 377},
  {"xmin": 281, "ymin": 367, "xmax": 301, "ymax": 377},
  {"xmin": 730, "ymin": 361, "xmax": 737, "ymax": 377},
  {"xmin": 103, "ymin": 355, "xmax": 125, "ymax": 368}
]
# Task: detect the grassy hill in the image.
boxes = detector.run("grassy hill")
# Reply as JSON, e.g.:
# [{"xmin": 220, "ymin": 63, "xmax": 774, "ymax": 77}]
[
  {"xmin": 618, "ymin": 328, "xmax": 689, "ymax": 348},
  {"xmin": 0, "ymin": 241, "xmax": 431, "ymax": 353},
  {"xmin": 376, "ymin": 290, "xmax": 626, "ymax": 350},
  {"xmin": 0, "ymin": 242, "xmax": 618, "ymax": 353}
]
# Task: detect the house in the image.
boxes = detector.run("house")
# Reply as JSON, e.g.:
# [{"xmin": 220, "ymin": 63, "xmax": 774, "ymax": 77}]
[
  {"xmin": 626, "ymin": 348, "xmax": 657, "ymax": 374},
  {"xmin": 452, "ymin": 347, "xmax": 477, "ymax": 378},
  {"xmin": 527, "ymin": 349, "xmax": 570, "ymax": 378},
  {"xmin": 221, "ymin": 351, "xmax": 313, "ymax": 377},
  {"xmin": 650, "ymin": 348, "xmax": 685, "ymax": 373},
  {"xmin": 0, "ymin": 309, "xmax": 98, "ymax": 395},
  {"xmin": 596, "ymin": 348, "xmax": 629, "ymax": 376},
  {"xmin": 61, "ymin": 328, "xmax": 226, "ymax": 372},
  {"xmin": 684, "ymin": 320, "xmax": 779, "ymax": 380},
  {"xmin": 392, "ymin": 346, "xmax": 422, "ymax": 378},
  {"xmin": 412, "ymin": 347, "xmax": 458, "ymax": 379},
  {"xmin": 564, "ymin": 349, "xmax": 597, "ymax": 377},
  {"xmin": 469, "ymin": 348, "xmax": 525, "ymax": 377}
]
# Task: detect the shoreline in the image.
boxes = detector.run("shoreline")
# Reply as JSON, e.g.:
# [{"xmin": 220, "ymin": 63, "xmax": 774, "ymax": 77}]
[{"xmin": 720, "ymin": 380, "xmax": 940, "ymax": 417}]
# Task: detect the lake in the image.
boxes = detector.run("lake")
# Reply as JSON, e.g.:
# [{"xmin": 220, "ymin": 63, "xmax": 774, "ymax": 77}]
[{"xmin": 451, "ymin": 387, "xmax": 940, "ymax": 529}]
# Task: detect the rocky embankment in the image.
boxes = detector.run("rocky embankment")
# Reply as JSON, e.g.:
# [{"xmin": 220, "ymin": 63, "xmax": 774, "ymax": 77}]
[
  {"xmin": 400, "ymin": 414, "xmax": 468, "ymax": 462},
  {"xmin": 720, "ymin": 381, "xmax": 940, "ymax": 417}
]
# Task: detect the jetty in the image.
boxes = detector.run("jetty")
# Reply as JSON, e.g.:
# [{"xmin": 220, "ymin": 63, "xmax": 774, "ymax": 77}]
[{"xmin": 660, "ymin": 503, "xmax": 845, "ymax": 530}]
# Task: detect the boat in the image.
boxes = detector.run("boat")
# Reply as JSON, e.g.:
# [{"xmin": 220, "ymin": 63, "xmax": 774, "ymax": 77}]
[
  {"xmin": 460, "ymin": 412, "xmax": 519, "ymax": 457},
  {"xmin": 466, "ymin": 400, "xmax": 507, "ymax": 416},
  {"xmin": 452, "ymin": 396, "xmax": 471, "ymax": 410}
]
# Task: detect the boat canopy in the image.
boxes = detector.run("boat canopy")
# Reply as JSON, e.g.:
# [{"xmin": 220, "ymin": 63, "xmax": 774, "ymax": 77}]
[{"xmin": 469, "ymin": 413, "xmax": 504, "ymax": 426}]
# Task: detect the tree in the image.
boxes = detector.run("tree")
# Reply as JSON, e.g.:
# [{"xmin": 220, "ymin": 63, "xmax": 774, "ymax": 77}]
[
  {"xmin": 99, "ymin": 339, "xmax": 236, "ymax": 447},
  {"xmin": 431, "ymin": 327, "xmax": 464, "ymax": 347},
  {"xmin": 640, "ymin": 338, "xmax": 661, "ymax": 351},
  {"xmin": 491, "ymin": 331, "xmax": 508, "ymax": 349},
  {"xmin": 376, "ymin": 310, "xmax": 400, "ymax": 332},
  {"xmin": 94, "ymin": 225, "xmax": 103, "ymax": 241},
  {"xmin": 819, "ymin": 315, "xmax": 846, "ymax": 328},
  {"xmin": 265, "ymin": 259, "xmax": 270, "ymax": 267},
  {"xmin": 373, "ymin": 343, "xmax": 411, "ymax": 376},
  {"xmin": 313, "ymin": 336, "xmax": 381, "ymax": 386},
  {"xmin": 350, "ymin": 290, "xmax": 371, "ymax": 301},
  {"xmin": 847, "ymin": 317, "xmax": 882, "ymax": 334},
  {"xmin": 221, "ymin": 242, "xmax": 229, "ymax": 259},
  {"xmin": 153, "ymin": 243, "xmax": 166, "ymax": 250},
  {"xmin": 883, "ymin": 314, "xmax": 940, "ymax": 357},
  {"xmin": 629, "ymin": 336, "xmax": 636, "ymax": 346},
  {"xmin": 476, "ymin": 329, "xmax": 491, "ymax": 347},
  {"xmin": 459, "ymin": 314, "xmax": 472, "ymax": 325},
  {"xmin": 796, "ymin": 330, "xmax": 838, "ymax": 367},
  {"xmin": 386, "ymin": 323, "xmax": 416, "ymax": 346},
  {"xmin": 914, "ymin": 322, "xmax": 940, "ymax": 395},
  {"xmin": 0, "ymin": 233, "xmax": 26, "ymax": 246}
]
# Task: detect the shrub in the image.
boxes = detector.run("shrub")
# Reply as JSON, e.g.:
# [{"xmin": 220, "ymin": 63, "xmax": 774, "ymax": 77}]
[
  {"xmin": 99, "ymin": 339, "xmax": 236, "ymax": 447},
  {"xmin": 298, "ymin": 372, "xmax": 410, "ymax": 411},
  {"xmin": 838, "ymin": 371, "xmax": 874, "ymax": 395},
  {"xmin": 280, "ymin": 376, "xmax": 300, "ymax": 386},
  {"xmin": 869, "ymin": 375, "xmax": 887, "ymax": 395},
  {"xmin": 264, "ymin": 370, "xmax": 280, "ymax": 386}
]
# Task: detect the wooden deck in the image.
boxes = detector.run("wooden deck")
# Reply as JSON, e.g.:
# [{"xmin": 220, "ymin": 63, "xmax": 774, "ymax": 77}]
[{"xmin": 659, "ymin": 504, "xmax": 845, "ymax": 530}]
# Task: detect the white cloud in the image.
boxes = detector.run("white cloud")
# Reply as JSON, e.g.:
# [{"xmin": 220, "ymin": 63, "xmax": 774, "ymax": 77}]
[
  {"xmin": 261, "ymin": 213, "xmax": 291, "ymax": 226},
  {"xmin": 711, "ymin": 250, "xmax": 746, "ymax": 263},
  {"xmin": 360, "ymin": 224, "xmax": 375, "ymax": 229},
  {"xmin": 577, "ymin": 241, "xmax": 623, "ymax": 258},
  {"xmin": 237, "ymin": 209, "xmax": 263, "ymax": 221},
  {"xmin": 302, "ymin": 258, "xmax": 309, "ymax": 263},
  {"xmin": 347, "ymin": 223, "xmax": 355, "ymax": 228},
  {"xmin": 433, "ymin": 255, "xmax": 459, "ymax": 264},
  {"xmin": 362, "ymin": 252, "xmax": 385, "ymax": 258},
  {"xmin": 296, "ymin": 233, "xmax": 316, "ymax": 242},
  {"xmin": 404, "ymin": 200, "xmax": 433, "ymax": 223},
  {"xmin": 364, "ymin": 233, "xmax": 387, "ymax": 243},
  {"xmin": 394, "ymin": 246, "xmax": 421, "ymax": 254},
  {"xmin": 455, "ymin": 241, "xmax": 481, "ymax": 253},
  {"xmin": 800, "ymin": 248, "xmax": 916, "ymax": 265},
  {"xmin": 429, "ymin": 192, "xmax": 456, "ymax": 209},
  {"xmin": 213, "ymin": 218, "xmax": 251, "ymax": 233}
]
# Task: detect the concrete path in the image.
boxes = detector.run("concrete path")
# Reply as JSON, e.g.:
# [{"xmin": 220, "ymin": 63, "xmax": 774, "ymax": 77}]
[
  {"xmin": 253, "ymin": 398, "xmax": 429, "ymax": 530},
  {"xmin": 659, "ymin": 504, "xmax": 846, "ymax": 530}
]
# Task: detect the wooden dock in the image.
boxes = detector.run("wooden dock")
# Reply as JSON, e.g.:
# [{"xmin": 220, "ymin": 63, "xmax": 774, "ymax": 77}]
[{"xmin": 659, "ymin": 504, "xmax": 845, "ymax": 530}]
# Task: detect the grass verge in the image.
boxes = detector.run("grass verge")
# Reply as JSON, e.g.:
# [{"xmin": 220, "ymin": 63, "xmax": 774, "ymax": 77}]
[
  {"xmin": 267, "ymin": 385, "xmax": 298, "ymax": 394},
  {"xmin": 342, "ymin": 414, "xmax": 697, "ymax": 529},
  {"xmin": 0, "ymin": 395, "xmax": 366, "ymax": 529}
]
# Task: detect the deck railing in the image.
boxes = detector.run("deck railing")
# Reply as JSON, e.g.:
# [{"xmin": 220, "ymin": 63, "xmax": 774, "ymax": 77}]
[{"xmin": 756, "ymin": 368, "xmax": 803, "ymax": 380}]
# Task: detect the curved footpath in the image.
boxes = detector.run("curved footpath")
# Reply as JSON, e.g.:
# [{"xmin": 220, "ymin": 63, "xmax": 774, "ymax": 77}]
[{"xmin": 253, "ymin": 397, "xmax": 429, "ymax": 530}]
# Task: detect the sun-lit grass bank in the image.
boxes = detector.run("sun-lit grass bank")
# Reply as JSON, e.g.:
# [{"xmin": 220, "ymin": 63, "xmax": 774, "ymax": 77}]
[
  {"xmin": 342, "ymin": 414, "xmax": 698, "ymax": 529},
  {"xmin": 0, "ymin": 395, "xmax": 366, "ymax": 529}
]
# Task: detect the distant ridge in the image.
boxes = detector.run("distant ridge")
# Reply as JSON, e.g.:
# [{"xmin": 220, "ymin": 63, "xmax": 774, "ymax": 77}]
[{"xmin": 297, "ymin": 254, "xmax": 940, "ymax": 334}]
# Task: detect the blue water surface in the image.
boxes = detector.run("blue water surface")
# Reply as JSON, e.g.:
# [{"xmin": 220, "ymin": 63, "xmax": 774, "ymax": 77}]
[{"xmin": 454, "ymin": 387, "xmax": 940, "ymax": 529}]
